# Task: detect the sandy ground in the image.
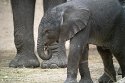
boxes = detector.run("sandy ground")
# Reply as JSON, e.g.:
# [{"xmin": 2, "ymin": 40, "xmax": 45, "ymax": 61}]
[
  {"xmin": 0, "ymin": 0, "xmax": 122, "ymax": 83},
  {"xmin": 0, "ymin": 49, "xmax": 122, "ymax": 83}
]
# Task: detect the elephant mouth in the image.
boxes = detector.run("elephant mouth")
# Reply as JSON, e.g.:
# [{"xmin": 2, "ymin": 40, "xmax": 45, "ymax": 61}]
[
  {"xmin": 44, "ymin": 45, "xmax": 53, "ymax": 55},
  {"xmin": 45, "ymin": 42, "xmax": 59, "ymax": 54},
  {"xmin": 44, "ymin": 46, "xmax": 48, "ymax": 55},
  {"xmin": 44, "ymin": 45, "xmax": 48, "ymax": 50},
  {"xmin": 37, "ymin": 36, "xmax": 59, "ymax": 60},
  {"xmin": 44, "ymin": 46, "xmax": 51, "ymax": 56}
]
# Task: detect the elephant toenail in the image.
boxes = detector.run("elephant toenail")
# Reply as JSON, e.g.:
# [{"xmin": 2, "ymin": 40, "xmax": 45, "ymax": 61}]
[{"xmin": 50, "ymin": 64, "xmax": 58, "ymax": 69}]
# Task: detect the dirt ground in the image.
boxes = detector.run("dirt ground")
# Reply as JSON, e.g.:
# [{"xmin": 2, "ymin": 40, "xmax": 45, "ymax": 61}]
[
  {"xmin": 0, "ymin": 49, "xmax": 122, "ymax": 83},
  {"xmin": 0, "ymin": 0, "xmax": 122, "ymax": 83}
]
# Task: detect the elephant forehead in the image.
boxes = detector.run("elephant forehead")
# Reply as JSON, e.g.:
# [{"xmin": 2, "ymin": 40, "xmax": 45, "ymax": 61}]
[
  {"xmin": 42, "ymin": 15, "xmax": 60, "ymax": 29},
  {"xmin": 42, "ymin": 17, "xmax": 59, "ymax": 24},
  {"xmin": 41, "ymin": 18, "xmax": 60, "ymax": 29}
]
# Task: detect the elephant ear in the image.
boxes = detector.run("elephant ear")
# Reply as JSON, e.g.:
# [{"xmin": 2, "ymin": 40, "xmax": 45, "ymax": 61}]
[{"xmin": 59, "ymin": 7, "xmax": 90, "ymax": 42}]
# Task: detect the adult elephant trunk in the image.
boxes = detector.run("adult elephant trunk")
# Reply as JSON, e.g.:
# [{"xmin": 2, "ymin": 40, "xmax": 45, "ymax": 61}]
[{"xmin": 37, "ymin": 31, "xmax": 52, "ymax": 60}]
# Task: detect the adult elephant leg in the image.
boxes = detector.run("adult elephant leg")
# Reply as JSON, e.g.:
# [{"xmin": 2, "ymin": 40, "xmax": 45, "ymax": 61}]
[
  {"xmin": 43, "ymin": 0, "xmax": 67, "ymax": 13},
  {"xmin": 41, "ymin": 0, "xmax": 67, "ymax": 69},
  {"xmin": 79, "ymin": 45, "xmax": 93, "ymax": 83},
  {"xmin": 97, "ymin": 46, "xmax": 116, "ymax": 83},
  {"xmin": 9, "ymin": 0, "xmax": 40, "ymax": 68}
]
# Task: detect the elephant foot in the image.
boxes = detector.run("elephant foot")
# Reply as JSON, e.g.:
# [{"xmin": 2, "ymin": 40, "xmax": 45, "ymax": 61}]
[
  {"xmin": 64, "ymin": 78, "xmax": 77, "ymax": 83},
  {"xmin": 98, "ymin": 73, "xmax": 114, "ymax": 83},
  {"xmin": 41, "ymin": 54, "xmax": 67, "ymax": 69},
  {"xmin": 79, "ymin": 78, "xmax": 93, "ymax": 83},
  {"xmin": 117, "ymin": 68, "xmax": 122, "ymax": 75},
  {"xmin": 9, "ymin": 52, "xmax": 40, "ymax": 68}
]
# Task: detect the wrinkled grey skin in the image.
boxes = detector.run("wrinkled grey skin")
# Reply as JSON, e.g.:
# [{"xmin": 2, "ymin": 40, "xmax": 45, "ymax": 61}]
[
  {"xmin": 115, "ymin": 0, "xmax": 125, "ymax": 76},
  {"xmin": 38, "ymin": 0, "xmax": 125, "ymax": 82},
  {"xmin": 9, "ymin": 0, "xmax": 67, "ymax": 68}
]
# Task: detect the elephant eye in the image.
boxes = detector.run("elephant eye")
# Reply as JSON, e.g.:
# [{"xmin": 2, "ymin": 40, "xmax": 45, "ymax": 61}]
[
  {"xmin": 45, "ymin": 28, "xmax": 54, "ymax": 33},
  {"xmin": 44, "ymin": 29, "xmax": 49, "ymax": 33}
]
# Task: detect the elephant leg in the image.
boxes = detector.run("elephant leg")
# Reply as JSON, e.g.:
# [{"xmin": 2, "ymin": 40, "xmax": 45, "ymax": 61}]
[
  {"xmin": 97, "ymin": 46, "xmax": 116, "ymax": 83},
  {"xmin": 79, "ymin": 45, "xmax": 93, "ymax": 83},
  {"xmin": 41, "ymin": 0, "xmax": 67, "ymax": 69},
  {"xmin": 9, "ymin": 0, "xmax": 40, "ymax": 68},
  {"xmin": 64, "ymin": 27, "xmax": 89, "ymax": 83},
  {"xmin": 43, "ymin": 0, "xmax": 67, "ymax": 13},
  {"xmin": 64, "ymin": 42, "xmax": 82, "ymax": 83},
  {"xmin": 113, "ymin": 51, "xmax": 125, "ymax": 78}
]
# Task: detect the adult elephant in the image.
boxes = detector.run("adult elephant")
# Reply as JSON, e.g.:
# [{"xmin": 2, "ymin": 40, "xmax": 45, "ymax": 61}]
[
  {"xmin": 9, "ymin": 0, "xmax": 67, "ymax": 68},
  {"xmin": 37, "ymin": 0, "xmax": 125, "ymax": 82}
]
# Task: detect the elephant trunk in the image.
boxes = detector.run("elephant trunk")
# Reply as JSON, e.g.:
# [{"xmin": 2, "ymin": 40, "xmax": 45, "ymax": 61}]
[{"xmin": 37, "ymin": 33, "xmax": 52, "ymax": 60}]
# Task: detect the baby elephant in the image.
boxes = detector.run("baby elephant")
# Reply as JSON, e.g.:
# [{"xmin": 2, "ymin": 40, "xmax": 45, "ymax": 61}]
[{"xmin": 37, "ymin": 0, "xmax": 125, "ymax": 83}]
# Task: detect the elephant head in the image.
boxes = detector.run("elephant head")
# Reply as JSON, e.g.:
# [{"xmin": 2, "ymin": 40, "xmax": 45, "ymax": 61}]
[
  {"xmin": 37, "ymin": 4, "xmax": 90, "ymax": 60},
  {"xmin": 37, "ymin": 9, "xmax": 61, "ymax": 60}
]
